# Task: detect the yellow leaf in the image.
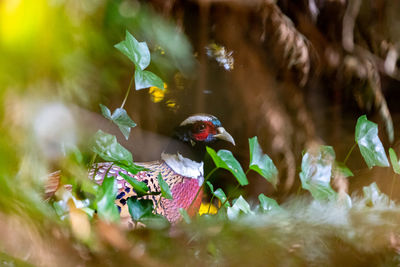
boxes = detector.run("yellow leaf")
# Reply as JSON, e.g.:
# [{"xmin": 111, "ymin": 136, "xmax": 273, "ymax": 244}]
[
  {"xmin": 199, "ymin": 202, "xmax": 218, "ymax": 215},
  {"xmin": 149, "ymin": 83, "xmax": 167, "ymax": 103}
]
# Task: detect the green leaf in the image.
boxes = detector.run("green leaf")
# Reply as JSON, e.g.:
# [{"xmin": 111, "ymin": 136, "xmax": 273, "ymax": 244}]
[
  {"xmin": 333, "ymin": 161, "xmax": 354, "ymax": 178},
  {"xmin": 207, "ymin": 147, "xmax": 248, "ymax": 186},
  {"xmin": 115, "ymin": 163, "xmax": 147, "ymax": 176},
  {"xmin": 119, "ymin": 173, "xmax": 149, "ymax": 197},
  {"xmin": 258, "ymin": 194, "xmax": 281, "ymax": 212},
  {"xmin": 100, "ymin": 105, "xmax": 136, "ymax": 140},
  {"xmin": 139, "ymin": 214, "xmax": 169, "ymax": 229},
  {"xmin": 299, "ymin": 145, "xmax": 337, "ymax": 201},
  {"xmin": 362, "ymin": 182, "xmax": 390, "ymax": 207},
  {"xmin": 213, "ymin": 188, "xmax": 230, "ymax": 207},
  {"xmin": 227, "ymin": 196, "xmax": 252, "ymax": 220},
  {"xmin": 127, "ymin": 198, "xmax": 154, "ymax": 221},
  {"xmin": 157, "ymin": 173, "xmax": 173, "ymax": 200},
  {"xmin": 389, "ymin": 148, "xmax": 400, "ymax": 174},
  {"xmin": 100, "ymin": 104, "xmax": 112, "ymax": 120},
  {"xmin": 206, "ymin": 181, "xmax": 214, "ymax": 193},
  {"xmin": 179, "ymin": 208, "xmax": 191, "ymax": 224},
  {"xmin": 92, "ymin": 130, "xmax": 133, "ymax": 166},
  {"xmin": 111, "ymin": 108, "xmax": 137, "ymax": 140},
  {"xmin": 96, "ymin": 176, "xmax": 120, "ymax": 223},
  {"xmin": 135, "ymin": 69, "xmax": 164, "ymax": 90},
  {"xmin": 355, "ymin": 115, "xmax": 389, "ymax": 169},
  {"xmin": 248, "ymin": 137, "xmax": 278, "ymax": 188},
  {"xmin": 114, "ymin": 30, "xmax": 150, "ymax": 70}
]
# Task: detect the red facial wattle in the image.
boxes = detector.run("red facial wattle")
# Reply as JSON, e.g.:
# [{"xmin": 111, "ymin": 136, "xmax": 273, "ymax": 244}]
[{"xmin": 191, "ymin": 121, "xmax": 217, "ymax": 141}]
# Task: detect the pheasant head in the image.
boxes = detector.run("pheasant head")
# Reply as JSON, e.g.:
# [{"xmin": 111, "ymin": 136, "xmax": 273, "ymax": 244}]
[{"xmin": 164, "ymin": 114, "xmax": 235, "ymax": 163}]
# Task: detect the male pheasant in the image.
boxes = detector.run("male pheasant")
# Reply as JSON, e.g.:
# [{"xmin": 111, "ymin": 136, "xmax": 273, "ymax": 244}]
[{"xmin": 88, "ymin": 114, "xmax": 235, "ymax": 226}]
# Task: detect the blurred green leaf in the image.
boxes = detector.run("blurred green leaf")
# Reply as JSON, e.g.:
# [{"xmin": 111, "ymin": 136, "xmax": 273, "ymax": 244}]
[
  {"xmin": 115, "ymin": 163, "xmax": 147, "ymax": 175},
  {"xmin": 258, "ymin": 194, "xmax": 281, "ymax": 213},
  {"xmin": 179, "ymin": 208, "xmax": 192, "ymax": 224},
  {"xmin": 299, "ymin": 145, "xmax": 337, "ymax": 201},
  {"xmin": 207, "ymin": 147, "xmax": 248, "ymax": 186},
  {"xmin": 214, "ymin": 188, "xmax": 230, "ymax": 208},
  {"xmin": 206, "ymin": 181, "xmax": 230, "ymax": 207},
  {"xmin": 100, "ymin": 104, "xmax": 136, "ymax": 140},
  {"xmin": 92, "ymin": 130, "xmax": 133, "ymax": 166},
  {"xmin": 389, "ymin": 148, "xmax": 400, "ymax": 174},
  {"xmin": 134, "ymin": 69, "xmax": 164, "ymax": 90},
  {"xmin": 119, "ymin": 173, "xmax": 149, "ymax": 197},
  {"xmin": 0, "ymin": 251, "xmax": 34, "ymax": 267},
  {"xmin": 355, "ymin": 115, "xmax": 389, "ymax": 169},
  {"xmin": 127, "ymin": 198, "xmax": 153, "ymax": 221},
  {"xmin": 100, "ymin": 104, "xmax": 112, "ymax": 120},
  {"xmin": 96, "ymin": 176, "xmax": 120, "ymax": 223},
  {"xmin": 114, "ymin": 30, "xmax": 150, "ymax": 70},
  {"xmin": 362, "ymin": 182, "xmax": 390, "ymax": 207},
  {"xmin": 206, "ymin": 181, "xmax": 214, "ymax": 193},
  {"xmin": 139, "ymin": 214, "xmax": 169, "ymax": 229},
  {"xmin": 248, "ymin": 137, "xmax": 278, "ymax": 188},
  {"xmin": 333, "ymin": 162, "xmax": 354, "ymax": 178},
  {"xmin": 227, "ymin": 196, "xmax": 252, "ymax": 220},
  {"xmin": 157, "ymin": 173, "xmax": 173, "ymax": 200}
]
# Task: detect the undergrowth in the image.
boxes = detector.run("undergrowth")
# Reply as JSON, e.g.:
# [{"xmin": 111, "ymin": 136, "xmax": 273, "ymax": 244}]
[{"xmin": 2, "ymin": 32, "xmax": 400, "ymax": 267}]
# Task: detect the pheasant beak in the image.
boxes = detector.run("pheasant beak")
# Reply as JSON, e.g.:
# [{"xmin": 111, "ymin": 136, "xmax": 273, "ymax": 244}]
[{"xmin": 215, "ymin": 127, "xmax": 235, "ymax": 146}]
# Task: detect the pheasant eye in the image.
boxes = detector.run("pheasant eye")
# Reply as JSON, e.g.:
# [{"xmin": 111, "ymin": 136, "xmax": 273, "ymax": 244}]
[{"xmin": 194, "ymin": 123, "xmax": 206, "ymax": 133}]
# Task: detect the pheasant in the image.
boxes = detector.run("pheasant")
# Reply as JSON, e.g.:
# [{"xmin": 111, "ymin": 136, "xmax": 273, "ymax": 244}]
[{"xmin": 88, "ymin": 114, "xmax": 235, "ymax": 226}]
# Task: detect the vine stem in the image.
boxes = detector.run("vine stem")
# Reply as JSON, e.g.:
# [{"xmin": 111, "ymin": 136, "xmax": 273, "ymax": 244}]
[
  {"xmin": 207, "ymin": 195, "xmax": 215, "ymax": 214},
  {"xmin": 120, "ymin": 72, "xmax": 135, "ymax": 109},
  {"xmin": 217, "ymin": 170, "xmax": 249, "ymax": 210},
  {"xmin": 343, "ymin": 142, "xmax": 357, "ymax": 164},
  {"xmin": 189, "ymin": 167, "xmax": 218, "ymax": 210},
  {"xmin": 219, "ymin": 183, "xmax": 240, "ymax": 209}
]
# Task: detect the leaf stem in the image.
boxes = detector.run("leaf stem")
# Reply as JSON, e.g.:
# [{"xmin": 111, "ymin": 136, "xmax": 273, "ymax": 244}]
[
  {"xmin": 219, "ymin": 184, "xmax": 240, "ymax": 210},
  {"xmin": 189, "ymin": 167, "xmax": 218, "ymax": 210},
  {"xmin": 343, "ymin": 143, "xmax": 357, "ymax": 165},
  {"xmin": 207, "ymin": 195, "xmax": 215, "ymax": 214},
  {"xmin": 120, "ymin": 71, "xmax": 135, "ymax": 109}
]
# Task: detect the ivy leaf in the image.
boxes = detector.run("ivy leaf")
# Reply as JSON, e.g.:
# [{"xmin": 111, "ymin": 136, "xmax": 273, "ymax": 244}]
[
  {"xmin": 227, "ymin": 196, "xmax": 252, "ymax": 220},
  {"xmin": 206, "ymin": 181, "xmax": 214, "ymax": 193},
  {"xmin": 389, "ymin": 148, "xmax": 400, "ymax": 174},
  {"xmin": 135, "ymin": 69, "xmax": 164, "ymax": 90},
  {"xmin": 299, "ymin": 145, "xmax": 337, "ymax": 201},
  {"xmin": 127, "ymin": 198, "xmax": 153, "ymax": 221},
  {"xmin": 214, "ymin": 188, "xmax": 230, "ymax": 207},
  {"xmin": 157, "ymin": 173, "xmax": 173, "ymax": 200},
  {"xmin": 258, "ymin": 194, "xmax": 281, "ymax": 213},
  {"xmin": 96, "ymin": 176, "xmax": 120, "ymax": 223},
  {"xmin": 114, "ymin": 30, "xmax": 150, "ymax": 70},
  {"xmin": 92, "ymin": 130, "xmax": 133, "ymax": 166},
  {"xmin": 333, "ymin": 161, "xmax": 354, "ymax": 178},
  {"xmin": 355, "ymin": 115, "xmax": 389, "ymax": 169},
  {"xmin": 207, "ymin": 147, "xmax": 248, "ymax": 186},
  {"xmin": 100, "ymin": 104, "xmax": 112, "ymax": 120},
  {"xmin": 115, "ymin": 163, "xmax": 147, "ymax": 176},
  {"xmin": 119, "ymin": 173, "xmax": 149, "ymax": 197},
  {"xmin": 206, "ymin": 181, "xmax": 229, "ymax": 207},
  {"xmin": 139, "ymin": 214, "xmax": 169, "ymax": 229},
  {"xmin": 179, "ymin": 208, "xmax": 192, "ymax": 224},
  {"xmin": 362, "ymin": 182, "xmax": 390, "ymax": 207},
  {"xmin": 100, "ymin": 104, "xmax": 136, "ymax": 140},
  {"xmin": 248, "ymin": 137, "xmax": 278, "ymax": 188}
]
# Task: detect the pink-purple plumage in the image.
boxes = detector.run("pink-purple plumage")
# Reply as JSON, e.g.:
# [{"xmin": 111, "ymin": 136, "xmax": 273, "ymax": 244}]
[{"xmin": 89, "ymin": 161, "xmax": 203, "ymax": 225}]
